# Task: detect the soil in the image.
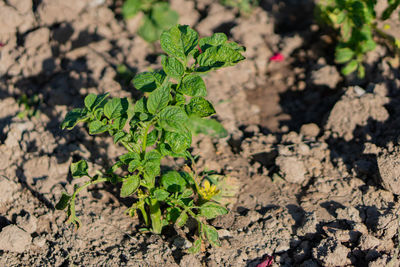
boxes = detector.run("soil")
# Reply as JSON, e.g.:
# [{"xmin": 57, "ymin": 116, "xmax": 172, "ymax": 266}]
[{"xmin": 1, "ymin": 0, "xmax": 400, "ymax": 266}]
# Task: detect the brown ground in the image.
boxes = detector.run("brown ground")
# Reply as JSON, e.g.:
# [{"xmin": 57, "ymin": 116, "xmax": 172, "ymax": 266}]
[{"xmin": 1, "ymin": 0, "xmax": 400, "ymax": 266}]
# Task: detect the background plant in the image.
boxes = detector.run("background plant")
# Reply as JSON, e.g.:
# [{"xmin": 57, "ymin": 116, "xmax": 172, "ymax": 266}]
[
  {"xmin": 315, "ymin": 0, "xmax": 400, "ymax": 78},
  {"xmin": 122, "ymin": 0, "xmax": 178, "ymax": 43},
  {"xmin": 17, "ymin": 93, "xmax": 41, "ymax": 119},
  {"xmin": 220, "ymin": 0, "xmax": 258, "ymax": 15},
  {"xmin": 57, "ymin": 24, "xmax": 245, "ymax": 253}
]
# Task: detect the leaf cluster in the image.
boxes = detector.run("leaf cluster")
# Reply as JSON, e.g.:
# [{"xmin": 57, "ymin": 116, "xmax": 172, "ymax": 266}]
[
  {"xmin": 316, "ymin": 0, "xmax": 400, "ymax": 78},
  {"xmin": 57, "ymin": 24, "xmax": 245, "ymax": 252},
  {"xmin": 122, "ymin": 0, "xmax": 178, "ymax": 43}
]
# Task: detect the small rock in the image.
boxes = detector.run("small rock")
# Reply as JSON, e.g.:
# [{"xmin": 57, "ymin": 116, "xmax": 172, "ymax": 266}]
[
  {"xmin": 300, "ymin": 123, "xmax": 320, "ymax": 138},
  {"xmin": 0, "ymin": 225, "xmax": 32, "ymax": 253},
  {"xmin": 180, "ymin": 254, "xmax": 202, "ymax": 266},
  {"xmin": 310, "ymin": 65, "xmax": 341, "ymax": 89},
  {"xmin": 24, "ymin": 28, "xmax": 50, "ymax": 49},
  {"xmin": 275, "ymin": 156, "xmax": 306, "ymax": 184},
  {"xmin": 377, "ymin": 150, "xmax": 400, "ymax": 194},
  {"xmin": 313, "ymin": 237, "xmax": 351, "ymax": 266},
  {"xmin": 33, "ymin": 235, "xmax": 46, "ymax": 248},
  {"xmin": 16, "ymin": 213, "xmax": 38, "ymax": 234},
  {"xmin": 0, "ymin": 177, "xmax": 19, "ymax": 203}
]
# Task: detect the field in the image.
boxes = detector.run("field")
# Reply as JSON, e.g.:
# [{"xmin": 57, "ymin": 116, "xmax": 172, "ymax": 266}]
[{"xmin": 1, "ymin": 0, "xmax": 400, "ymax": 266}]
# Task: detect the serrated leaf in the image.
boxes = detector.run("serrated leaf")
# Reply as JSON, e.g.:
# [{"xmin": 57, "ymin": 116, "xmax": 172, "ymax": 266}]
[
  {"xmin": 146, "ymin": 129, "xmax": 159, "ymax": 147},
  {"xmin": 114, "ymin": 131, "xmax": 127, "ymax": 144},
  {"xmin": 84, "ymin": 93, "xmax": 109, "ymax": 111},
  {"xmin": 181, "ymin": 188, "xmax": 194, "ymax": 198},
  {"xmin": 88, "ymin": 120, "xmax": 109, "ymax": 134},
  {"xmin": 199, "ymin": 33, "xmax": 228, "ymax": 51},
  {"xmin": 165, "ymin": 130, "xmax": 192, "ymax": 153},
  {"xmin": 147, "ymin": 83, "xmax": 170, "ymax": 114},
  {"xmin": 188, "ymin": 238, "xmax": 202, "ymax": 254},
  {"xmin": 204, "ymin": 225, "xmax": 221, "ymax": 247},
  {"xmin": 176, "ymin": 211, "xmax": 188, "ymax": 227},
  {"xmin": 185, "ymin": 97, "xmax": 215, "ymax": 117},
  {"xmin": 104, "ymin": 98, "xmax": 129, "ymax": 119},
  {"xmin": 187, "ymin": 116, "xmax": 228, "ymax": 138},
  {"xmin": 61, "ymin": 108, "xmax": 89, "ymax": 130},
  {"xmin": 196, "ymin": 45, "xmax": 245, "ymax": 72},
  {"xmin": 335, "ymin": 48, "xmax": 354, "ymax": 63},
  {"xmin": 134, "ymin": 97, "xmax": 147, "ymax": 113},
  {"xmin": 120, "ymin": 175, "xmax": 140, "ymax": 197},
  {"xmin": 159, "ymin": 106, "xmax": 188, "ymax": 132},
  {"xmin": 133, "ymin": 72, "xmax": 165, "ymax": 93},
  {"xmin": 143, "ymin": 150, "xmax": 161, "ymax": 179},
  {"xmin": 153, "ymin": 188, "xmax": 170, "ymax": 201},
  {"xmin": 161, "ymin": 55, "xmax": 185, "ymax": 79},
  {"xmin": 199, "ymin": 202, "xmax": 228, "ymax": 219},
  {"xmin": 161, "ymin": 171, "xmax": 187, "ymax": 193},
  {"xmin": 119, "ymin": 152, "xmax": 141, "ymax": 172},
  {"xmin": 341, "ymin": 59, "xmax": 358, "ymax": 75},
  {"xmin": 70, "ymin": 160, "xmax": 89, "ymax": 178},
  {"xmin": 55, "ymin": 192, "xmax": 71, "ymax": 210},
  {"xmin": 178, "ymin": 74, "xmax": 207, "ymax": 96},
  {"xmin": 122, "ymin": 0, "xmax": 142, "ymax": 19},
  {"xmin": 160, "ymin": 25, "xmax": 199, "ymax": 62}
]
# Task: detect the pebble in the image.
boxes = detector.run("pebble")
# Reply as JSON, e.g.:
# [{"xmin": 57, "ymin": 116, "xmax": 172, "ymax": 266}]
[{"xmin": 0, "ymin": 225, "xmax": 32, "ymax": 253}]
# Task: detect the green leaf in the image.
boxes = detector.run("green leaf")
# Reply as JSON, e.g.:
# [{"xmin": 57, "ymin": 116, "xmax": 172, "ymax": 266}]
[
  {"xmin": 199, "ymin": 202, "xmax": 228, "ymax": 219},
  {"xmin": 134, "ymin": 97, "xmax": 147, "ymax": 113},
  {"xmin": 165, "ymin": 207, "xmax": 181, "ymax": 222},
  {"xmin": 120, "ymin": 175, "xmax": 140, "ymax": 197},
  {"xmin": 153, "ymin": 188, "xmax": 170, "ymax": 201},
  {"xmin": 176, "ymin": 211, "xmax": 188, "ymax": 227},
  {"xmin": 160, "ymin": 25, "xmax": 199, "ymax": 62},
  {"xmin": 187, "ymin": 116, "xmax": 228, "ymax": 138},
  {"xmin": 146, "ymin": 129, "xmax": 159, "ymax": 147},
  {"xmin": 84, "ymin": 93, "xmax": 109, "ymax": 111},
  {"xmin": 143, "ymin": 150, "xmax": 162, "ymax": 179},
  {"xmin": 199, "ymin": 33, "xmax": 228, "ymax": 51},
  {"xmin": 159, "ymin": 106, "xmax": 188, "ymax": 132},
  {"xmin": 178, "ymin": 74, "xmax": 207, "ymax": 97},
  {"xmin": 335, "ymin": 48, "xmax": 354, "ymax": 63},
  {"xmin": 188, "ymin": 238, "xmax": 202, "ymax": 254},
  {"xmin": 111, "ymin": 115, "xmax": 128, "ymax": 130},
  {"xmin": 88, "ymin": 120, "xmax": 109, "ymax": 134},
  {"xmin": 138, "ymin": 16, "xmax": 161, "ymax": 43},
  {"xmin": 161, "ymin": 171, "xmax": 187, "ymax": 193},
  {"xmin": 161, "ymin": 55, "xmax": 185, "ymax": 79},
  {"xmin": 341, "ymin": 59, "xmax": 358, "ymax": 75},
  {"xmin": 122, "ymin": 0, "xmax": 142, "ymax": 19},
  {"xmin": 104, "ymin": 98, "xmax": 129, "ymax": 119},
  {"xmin": 119, "ymin": 152, "xmax": 141, "ymax": 172},
  {"xmin": 147, "ymin": 83, "xmax": 170, "ymax": 114},
  {"xmin": 181, "ymin": 188, "xmax": 194, "ymax": 198},
  {"xmin": 61, "ymin": 108, "xmax": 89, "ymax": 130},
  {"xmin": 70, "ymin": 160, "xmax": 89, "ymax": 178},
  {"xmin": 196, "ymin": 45, "xmax": 245, "ymax": 72},
  {"xmin": 152, "ymin": 2, "xmax": 179, "ymax": 30},
  {"xmin": 204, "ymin": 225, "xmax": 221, "ymax": 247},
  {"xmin": 185, "ymin": 97, "xmax": 216, "ymax": 117},
  {"xmin": 133, "ymin": 71, "xmax": 166, "ymax": 93},
  {"xmin": 55, "ymin": 192, "xmax": 71, "ymax": 210},
  {"xmin": 165, "ymin": 130, "xmax": 192, "ymax": 153}
]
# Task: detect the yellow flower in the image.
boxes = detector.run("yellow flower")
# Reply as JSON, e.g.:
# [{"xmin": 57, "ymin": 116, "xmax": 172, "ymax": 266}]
[{"xmin": 199, "ymin": 180, "xmax": 220, "ymax": 200}]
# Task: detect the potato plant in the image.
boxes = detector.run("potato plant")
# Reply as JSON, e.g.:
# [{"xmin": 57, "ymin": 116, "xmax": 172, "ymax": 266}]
[
  {"xmin": 56, "ymin": 24, "xmax": 245, "ymax": 253},
  {"xmin": 316, "ymin": 0, "xmax": 400, "ymax": 78},
  {"xmin": 122, "ymin": 0, "xmax": 178, "ymax": 43}
]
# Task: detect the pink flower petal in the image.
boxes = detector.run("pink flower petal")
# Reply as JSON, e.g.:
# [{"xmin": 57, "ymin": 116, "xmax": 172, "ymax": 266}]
[
  {"xmin": 257, "ymin": 255, "xmax": 274, "ymax": 267},
  {"xmin": 197, "ymin": 44, "xmax": 203, "ymax": 54},
  {"xmin": 0, "ymin": 42, "xmax": 4, "ymax": 48},
  {"xmin": 269, "ymin": 53, "xmax": 284, "ymax": 62}
]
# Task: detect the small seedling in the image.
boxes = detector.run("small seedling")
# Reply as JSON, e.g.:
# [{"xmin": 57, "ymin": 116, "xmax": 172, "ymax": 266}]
[
  {"xmin": 57, "ymin": 24, "xmax": 245, "ymax": 252},
  {"xmin": 17, "ymin": 94, "xmax": 41, "ymax": 119},
  {"xmin": 220, "ymin": 0, "xmax": 258, "ymax": 15},
  {"xmin": 122, "ymin": 0, "xmax": 179, "ymax": 43},
  {"xmin": 316, "ymin": 0, "xmax": 400, "ymax": 78}
]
